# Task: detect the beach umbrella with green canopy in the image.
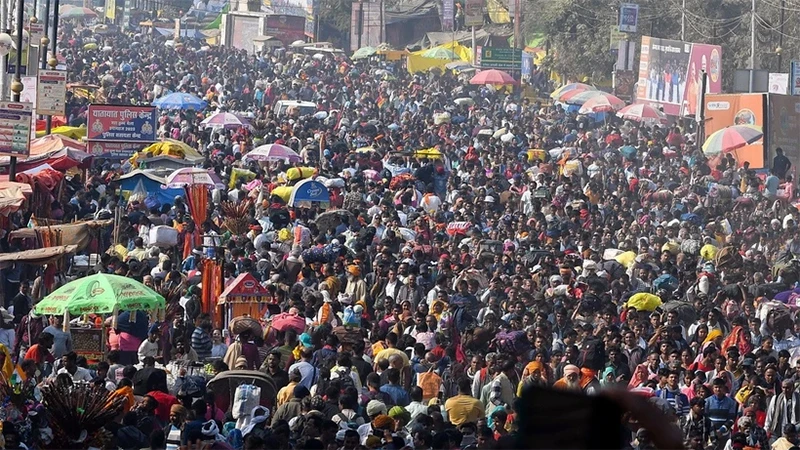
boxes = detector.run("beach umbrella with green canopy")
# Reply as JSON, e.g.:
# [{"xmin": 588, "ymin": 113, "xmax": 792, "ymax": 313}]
[
  {"xmin": 35, "ymin": 273, "xmax": 165, "ymax": 316},
  {"xmin": 421, "ymin": 47, "xmax": 458, "ymax": 59},
  {"xmin": 352, "ymin": 46, "xmax": 377, "ymax": 60}
]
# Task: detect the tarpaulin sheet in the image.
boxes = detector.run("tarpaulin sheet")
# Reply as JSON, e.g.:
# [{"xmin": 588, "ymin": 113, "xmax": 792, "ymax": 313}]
[
  {"xmin": 9, "ymin": 220, "xmax": 112, "ymax": 251},
  {"xmin": 0, "ymin": 245, "xmax": 78, "ymax": 266},
  {"xmin": 0, "ymin": 186, "xmax": 25, "ymax": 216}
]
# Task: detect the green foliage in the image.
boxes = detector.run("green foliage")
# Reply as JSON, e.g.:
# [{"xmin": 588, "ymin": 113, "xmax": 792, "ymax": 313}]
[{"xmin": 523, "ymin": 0, "xmax": 800, "ymax": 89}]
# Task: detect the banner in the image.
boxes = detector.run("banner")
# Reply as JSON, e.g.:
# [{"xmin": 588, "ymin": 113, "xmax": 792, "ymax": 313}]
[
  {"xmin": 105, "ymin": 0, "xmax": 116, "ymax": 21},
  {"xmin": 768, "ymin": 94, "xmax": 800, "ymax": 175},
  {"xmin": 619, "ymin": 3, "xmax": 638, "ymax": 33},
  {"xmin": 87, "ymin": 105, "xmax": 157, "ymax": 142},
  {"xmin": 0, "ymin": 102, "xmax": 32, "ymax": 158},
  {"xmin": 769, "ymin": 73, "xmax": 789, "ymax": 94},
  {"xmin": 87, "ymin": 141, "xmax": 147, "ymax": 159},
  {"xmin": 704, "ymin": 93, "xmax": 765, "ymax": 168},
  {"xmin": 464, "ymin": 0, "xmax": 483, "ymax": 26},
  {"xmin": 791, "ymin": 61, "xmax": 800, "ymax": 96},
  {"xmin": 37, "ymin": 69, "xmax": 66, "ymax": 116},
  {"xmin": 637, "ymin": 36, "xmax": 722, "ymax": 116},
  {"xmin": 442, "ymin": 0, "xmax": 454, "ymax": 31}
]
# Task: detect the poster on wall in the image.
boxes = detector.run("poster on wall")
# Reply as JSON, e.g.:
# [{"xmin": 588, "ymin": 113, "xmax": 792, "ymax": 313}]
[
  {"xmin": 464, "ymin": 0, "xmax": 483, "ymax": 26},
  {"xmin": 637, "ymin": 36, "xmax": 722, "ymax": 116},
  {"xmin": 704, "ymin": 93, "xmax": 765, "ymax": 168},
  {"xmin": 230, "ymin": 15, "xmax": 260, "ymax": 53}
]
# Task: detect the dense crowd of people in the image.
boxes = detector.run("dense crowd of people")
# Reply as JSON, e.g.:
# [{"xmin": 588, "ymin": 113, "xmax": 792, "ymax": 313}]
[{"xmin": 2, "ymin": 18, "xmax": 800, "ymax": 450}]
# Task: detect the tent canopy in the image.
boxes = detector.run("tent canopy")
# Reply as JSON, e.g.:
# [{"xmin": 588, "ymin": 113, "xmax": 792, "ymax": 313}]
[
  {"xmin": 219, "ymin": 273, "xmax": 270, "ymax": 304},
  {"xmin": 288, "ymin": 179, "xmax": 330, "ymax": 207},
  {"xmin": 0, "ymin": 245, "xmax": 78, "ymax": 267}
]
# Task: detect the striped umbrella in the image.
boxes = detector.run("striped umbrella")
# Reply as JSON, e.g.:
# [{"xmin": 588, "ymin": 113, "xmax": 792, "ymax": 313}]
[
  {"xmin": 578, "ymin": 93, "xmax": 626, "ymax": 114},
  {"xmin": 550, "ymin": 82, "xmax": 596, "ymax": 100},
  {"xmin": 563, "ymin": 89, "xmax": 605, "ymax": 105},
  {"xmin": 616, "ymin": 104, "xmax": 668, "ymax": 124},
  {"xmin": 702, "ymin": 125, "xmax": 763, "ymax": 156},
  {"xmin": 200, "ymin": 112, "xmax": 252, "ymax": 130}
]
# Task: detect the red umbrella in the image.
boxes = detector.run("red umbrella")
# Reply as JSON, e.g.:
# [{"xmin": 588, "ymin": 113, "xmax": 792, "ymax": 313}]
[
  {"xmin": 577, "ymin": 93, "xmax": 626, "ymax": 113},
  {"xmin": 469, "ymin": 69, "xmax": 517, "ymax": 85}
]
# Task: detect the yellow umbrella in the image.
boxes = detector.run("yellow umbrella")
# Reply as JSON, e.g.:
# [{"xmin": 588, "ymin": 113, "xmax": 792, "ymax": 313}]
[
  {"xmin": 36, "ymin": 125, "xmax": 86, "ymax": 139},
  {"xmin": 626, "ymin": 293, "xmax": 663, "ymax": 312}
]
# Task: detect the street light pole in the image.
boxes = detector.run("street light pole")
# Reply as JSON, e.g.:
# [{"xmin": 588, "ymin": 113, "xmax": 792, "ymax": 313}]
[
  {"xmin": 8, "ymin": 0, "xmax": 25, "ymax": 181},
  {"xmin": 48, "ymin": 0, "xmax": 57, "ymax": 70}
]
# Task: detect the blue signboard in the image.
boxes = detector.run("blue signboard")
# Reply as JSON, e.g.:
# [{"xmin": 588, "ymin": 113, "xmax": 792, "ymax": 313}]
[
  {"xmin": 87, "ymin": 105, "xmax": 157, "ymax": 142},
  {"xmin": 521, "ymin": 52, "xmax": 534, "ymax": 82}
]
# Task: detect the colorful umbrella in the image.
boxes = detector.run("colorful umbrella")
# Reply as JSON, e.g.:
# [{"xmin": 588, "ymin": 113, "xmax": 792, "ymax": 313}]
[
  {"xmin": 421, "ymin": 47, "xmax": 458, "ymax": 59},
  {"xmin": 702, "ymin": 125, "xmax": 763, "ymax": 156},
  {"xmin": 578, "ymin": 93, "xmax": 626, "ymax": 114},
  {"xmin": 352, "ymin": 46, "xmax": 377, "ymax": 60},
  {"xmin": 616, "ymin": 104, "xmax": 668, "ymax": 124},
  {"xmin": 244, "ymin": 144, "xmax": 301, "ymax": 162},
  {"xmin": 152, "ymin": 92, "xmax": 208, "ymax": 110},
  {"xmin": 200, "ymin": 112, "xmax": 252, "ymax": 130},
  {"xmin": 165, "ymin": 167, "xmax": 225, "ymax": 189},
  {"xmin": 563, "ymin": 89, "xmax": 606, "ymax": 105},
  {"xmin": 469, "ymin": 69, "xmax": 516, "ymax": 85},
  {"xmin": 34, "ymin": 273, "xmax": 165, "ymax": 315},
  {"xmin": 61, "ymin": 6, "xmax": 98, "ymax": 18},
  {"xmin": 550, "ymin": 82, "xmax": 596, "ymax": 100}
]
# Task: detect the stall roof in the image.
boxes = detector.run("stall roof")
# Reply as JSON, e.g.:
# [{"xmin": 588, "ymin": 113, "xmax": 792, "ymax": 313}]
[
  {"xmin": 385, "ymin": 0, "xmax": 438, "ymax": 25},
  {"xmin": 9, "ymin": 220, "xmax": 112, "ymax": 251},
  {"xmin": 118, "ymin": 169, "xmax": 167, "ymax": 184},
  {"xmin": 0, "ymin": 245, "xmax": 78, "ymax": 266},
  {"xmin": 219, "ymin": 273, "xmax": 270, "ymax": 303}
]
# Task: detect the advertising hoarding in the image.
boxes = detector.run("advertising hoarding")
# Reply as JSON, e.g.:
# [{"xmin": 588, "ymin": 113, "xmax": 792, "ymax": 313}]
[{"xmin": 637, "ymin": 36, "xmax": 722, "ymax": 116}]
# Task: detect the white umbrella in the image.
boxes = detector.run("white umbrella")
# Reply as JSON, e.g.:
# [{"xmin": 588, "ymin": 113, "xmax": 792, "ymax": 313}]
[
  {"xmin": 244, "ymin": 144, "xmax": 301, "ymax": 163},
  {"xmin": 165, "ymin": 168, "xmax": 225, "ymax": 189}
]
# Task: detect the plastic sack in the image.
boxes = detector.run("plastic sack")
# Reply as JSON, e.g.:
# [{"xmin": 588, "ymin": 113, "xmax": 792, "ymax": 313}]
[
  {"xmin": 149, "ymin": 225, "xmax": 179, "ymax": 247},
  {"xmin": 700, "ymin": 244, "xmax": 718, "ymax": 261},
  {"xmin": 232, "ymin": 384, "xmax": 261, "ymax": 419}
]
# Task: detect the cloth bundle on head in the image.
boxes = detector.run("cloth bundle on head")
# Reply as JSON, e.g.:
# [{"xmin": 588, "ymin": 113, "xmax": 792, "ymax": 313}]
[
  {"xmin": 241, "ymin": 406, "xmax": 270, "ymax": 437},
  {"xmin": 388, "ymin": 406, "xmax": 411, "ymax": 424},
  {"xmin": 366, "ymin": 399, "xmax": 387, "ymax": 417},
  {"xmin": 201, "ymin": 420, "xmax": 220, "ymax": 439},
  {"xmin": 348, "ymin": 265, "xmax": 361, "ymax": 277},
  {"xmin": 372, "ymin": 414, "xmax": 394, "ymax": 430}
]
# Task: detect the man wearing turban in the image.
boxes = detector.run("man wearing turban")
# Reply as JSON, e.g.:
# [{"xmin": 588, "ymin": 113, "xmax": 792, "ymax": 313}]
[{"xmin": 345, "ymin": 264, "xmax": 367, "ymax": 306}]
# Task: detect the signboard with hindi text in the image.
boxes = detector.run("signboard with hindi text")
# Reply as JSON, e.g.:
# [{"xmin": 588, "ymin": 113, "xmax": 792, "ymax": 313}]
[
  {"xmin": 37, "ymin": 70, "xmax": 67, "ymax": 116},
  {"xmin": 618, "ymin": 3, "xmax": 639, "ymax": 33},
  {"xmin": 87, "ymin": 105, "xmax": 157, "ymax": 142},
  {"xmin": 479, "ymin": 47, "xmax": 522, "ymax": 70},
  {"xmin": 0, "ymin": 102, "xmax": 32, "ymax": 158}
]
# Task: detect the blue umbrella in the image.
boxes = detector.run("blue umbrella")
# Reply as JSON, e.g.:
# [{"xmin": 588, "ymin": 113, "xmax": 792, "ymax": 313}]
[{"xmin": 152, "ymin": 92, "xmax": 208, "ymax": 110}]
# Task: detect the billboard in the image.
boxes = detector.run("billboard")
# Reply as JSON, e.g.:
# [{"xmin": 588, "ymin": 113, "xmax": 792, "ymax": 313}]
[
  {"xmin": 464, "ymin": 0, "xmax": 483, "ymax": 26},
  {"xmin": 637, "ymin": 36, "xmax": 722, "ymax": 116},
  {"xmin": 704, "ymin": 93, "xmax": 765, "ymax": 168},
  {"xmin": 87, "ymin": 105, "xmax": 157, "ymax": 142},
  {"xmin": 350, "ymin": 2, "xmax": 384, "ymax": 52},
  {"xmin": 768, "ymin": 94, "xmax": 800, "ymax": 176},
  {"xmin": 618, "ymin": 3, "xmax": 638, "ymax": 33}
]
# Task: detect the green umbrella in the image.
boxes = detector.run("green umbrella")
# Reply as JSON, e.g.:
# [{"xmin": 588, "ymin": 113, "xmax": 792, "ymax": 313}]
[
  {"xmin": 35, "ymin": 273, "xmax": 165, "ymax": 316},
  {"xmin": 352, "ymin": 46, "xmax": 377, "ymax": 60},
  {"xmin": 421, "ymin": 47, "xmax": 458, "ymax": 59}
]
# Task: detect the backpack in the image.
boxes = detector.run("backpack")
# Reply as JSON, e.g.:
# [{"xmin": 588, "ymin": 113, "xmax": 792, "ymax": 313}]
[
  {"xmin": 577, "ymin": 338, "xmax": 606, "ymax": 371},
  {"xmin": 492, "ymin": 330, "xmax": 529, "ymax": 356},
  {"xmin": 336, "ymin": 366, "xmax": 356, "ymax": 392},
  {"xmin": 336, "ymin": 412, "xmax": 360, "ymax": 430}
]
